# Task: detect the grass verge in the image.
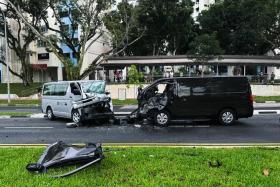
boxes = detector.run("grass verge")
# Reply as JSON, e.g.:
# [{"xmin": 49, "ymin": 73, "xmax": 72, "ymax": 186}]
[
  {"xmin": 112, "ymin": 99, "xmax": 138, "ymax": 106},
  {"xmin": 254, "ymin": 96, "xmax": 280, "ymax": 103},
  {"xmin": 0, "ymin": 147, "xmax": 280, "ymax": 186},
  {"xmin": 0, "ymin": 83, "xmax": 42, "ymax": 97},
  {"xmin": 0, "ymin": 112, "xmax": 33, "ymax": 117},
  {"xmin": 0, "ymin": 99, "xmax": 137, "ymax": 106},
  {"xmin": 0, "ymin": 99, "xmax": 40, "ymax": 106}
]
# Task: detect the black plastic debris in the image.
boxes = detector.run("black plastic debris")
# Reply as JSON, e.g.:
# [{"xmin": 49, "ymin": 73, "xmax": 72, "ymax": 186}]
[{"xmin": 26, "ymin": 141, "xmax": 104, "ymax": 178}]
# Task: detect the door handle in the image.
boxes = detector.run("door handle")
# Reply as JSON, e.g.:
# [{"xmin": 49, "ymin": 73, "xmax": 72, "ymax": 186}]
[
  {"xmin": 69, "ymin": 96, "xmax": 73, "ymax": 99},
  {"xmin": 65, "ymin": 103, "xmax": 67, "ymax": 106}
]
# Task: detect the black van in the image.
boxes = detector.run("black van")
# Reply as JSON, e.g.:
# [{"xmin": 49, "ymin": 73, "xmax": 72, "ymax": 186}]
[{"xmin": 135, "ymin": 77, "xmax": 254, "ymax": 126}]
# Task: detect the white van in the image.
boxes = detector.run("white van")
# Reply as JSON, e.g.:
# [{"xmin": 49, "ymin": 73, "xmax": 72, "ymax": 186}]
[{"xmin": 41, "ymin": 80, "xmax": 113, "ymax": 123}]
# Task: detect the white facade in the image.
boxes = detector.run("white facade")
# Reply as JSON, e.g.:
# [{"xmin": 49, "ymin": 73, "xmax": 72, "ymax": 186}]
[{"xmin": 192, "ymin": 0, "xmax": 216, "ymax": 20}]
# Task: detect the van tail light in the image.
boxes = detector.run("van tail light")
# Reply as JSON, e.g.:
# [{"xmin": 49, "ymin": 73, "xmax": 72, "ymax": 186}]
[{"xmin": 248, "ymin": 94, "xmax": 254, "ymax": 104}]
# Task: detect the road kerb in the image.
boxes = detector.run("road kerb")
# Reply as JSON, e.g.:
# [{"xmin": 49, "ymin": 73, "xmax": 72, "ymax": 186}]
[{"xmin": 0, "ymin": 143, "xmax": 280, "ymax": 148}]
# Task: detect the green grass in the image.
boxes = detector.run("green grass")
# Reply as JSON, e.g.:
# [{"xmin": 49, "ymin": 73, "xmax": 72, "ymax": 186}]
[
  {"xmin": 254, "ymin": 96, "xmax": 280, "ymax": 103},
  {"xmin": 0, "ymin": 83, "xmax": 43, "ymax": 97},
  {"xmin": 1, "ymin": 147, "xmax": 280, "ymax": 186},
  {"xmin": 0, "ymin": 99, "xmax": 135, "ymax": 106},
  {"xmin": 112, "ymin": 99, "xmax": 138, "ymax": 106},
  {"xmin": 0, "ymin": 112, "xmax": 33, "ymax": 117},
  {"xmin": 0, "ymin": 99, "xmax": 40, "ymax": 105},
  {"xmin": 2, "ymin": 96, "xmax": 280, "ymax": 106}
]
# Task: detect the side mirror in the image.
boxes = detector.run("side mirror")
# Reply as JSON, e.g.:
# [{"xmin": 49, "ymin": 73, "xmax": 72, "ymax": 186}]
[
  {"xmin": 105, "ymin": 91, "xmax": 110, "ymax": 95},
  {"xmin": 138, "ymin": 87, "xmax": 143, "ymax": 94}
]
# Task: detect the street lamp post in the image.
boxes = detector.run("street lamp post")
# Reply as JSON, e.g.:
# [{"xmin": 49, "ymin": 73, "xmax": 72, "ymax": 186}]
[{"xmin": 0, "ymin": 8, "xmax": 10, "ymax": 103}]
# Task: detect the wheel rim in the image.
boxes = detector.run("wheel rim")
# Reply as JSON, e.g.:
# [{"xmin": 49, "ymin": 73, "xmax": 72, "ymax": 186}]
[
  {"xmin": 222, "ymin": 112, "xmax": 234, "ymax": 124},
  {"xmin": 72, "ymin": 112, "xmax": 80, "ymax": 123},
  {"xmin": 47, "ymin": 109, "xmax": 52, "ymax": 119},
  {"xmin": 157, "ymin": 113, "xmax": 168, "ymax": 125}
]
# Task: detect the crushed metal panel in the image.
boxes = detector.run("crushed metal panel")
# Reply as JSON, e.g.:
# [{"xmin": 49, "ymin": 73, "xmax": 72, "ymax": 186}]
[{"xmin": 26, "ymin": 141, "xmax": 104, "ymax": 177}]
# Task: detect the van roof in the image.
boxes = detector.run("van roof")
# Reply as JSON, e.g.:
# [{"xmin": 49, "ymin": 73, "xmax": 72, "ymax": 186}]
[
  {"xmin": 156, "ymin": 76, "xmax": 248, "ymax": 82},
  {"xmin": 43, "ymin": 80, "xmax": 105, "ymax": 85}
]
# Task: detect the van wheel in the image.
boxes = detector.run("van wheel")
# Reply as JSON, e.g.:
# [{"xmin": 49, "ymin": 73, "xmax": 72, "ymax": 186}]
[
  {"xmin": 219, "ymin": 109, "xmax": 236, "ymax": 126},
  {"xmin": 154, "ymin": 110, "xmax": 170, "ymax": 127},
  {"xmin": 46, "ymin": 107, "xmax": 55, "ymax": 121},
  {"xmin": 72, "ymin": 110, "xmax": 81, "ymax": 124}
]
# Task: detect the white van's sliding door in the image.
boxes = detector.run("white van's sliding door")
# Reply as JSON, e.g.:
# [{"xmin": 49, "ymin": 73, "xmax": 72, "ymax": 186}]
[{"xmin": 54, "ymin": 83, "xmax": 70, "ymax": 117}]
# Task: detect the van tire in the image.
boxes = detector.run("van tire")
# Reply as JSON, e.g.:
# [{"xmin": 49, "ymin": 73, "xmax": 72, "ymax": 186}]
[
  {"xmin": 46, "ymin": 107, "xmax": 55, "ymax": 121},
  {"xmin": 154, "ymin": 110, "xmax": 170, "ymax": 127},
  {"xmin": 72, "ymin": 109, "xmax": 82, "ymax": 124},
  {"xmin": 219, "ymin": 109, "xmax": 236, "ymax": 126}
]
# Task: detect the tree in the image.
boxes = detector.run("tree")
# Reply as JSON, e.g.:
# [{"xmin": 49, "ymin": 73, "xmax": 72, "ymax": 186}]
[
  {"xmin": 188, "ymin": 33, "xmax": 224, "ymax": 77},
  {"xmin": 198, "ymin": 0, "xmax": 272, "ymax": 55},
  {"xmin": 127, "ymin": 65, "xmax": 143, "ymax": 84},
  {"xmin": 5, "ymin": 0, "xmax": 144, "ymax": 81},
  {"xmin": 103, "ymin": 2, "xmax": 145, "ymax": 56},
  {"xmin": 0, "ymin": 0, "xmax": 48, "ymax": 85},
  {"xmin": 105, "ymin": 0, "xmax": 195, "ymax": 56},
  {"xmin": 254, "ymin": 0, "xmax": 280, "ymax": 54}
]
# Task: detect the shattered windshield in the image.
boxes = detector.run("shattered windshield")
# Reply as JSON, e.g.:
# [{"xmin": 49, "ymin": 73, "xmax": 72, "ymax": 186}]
[{"xmin": 80, "ymin": 81, "xmax": 105, "ymax": 94}]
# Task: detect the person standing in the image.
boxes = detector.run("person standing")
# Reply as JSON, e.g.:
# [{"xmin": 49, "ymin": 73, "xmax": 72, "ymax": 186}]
[{"xmin": 271, "ymin": 72, "xmax": 275, "ymax": 85}]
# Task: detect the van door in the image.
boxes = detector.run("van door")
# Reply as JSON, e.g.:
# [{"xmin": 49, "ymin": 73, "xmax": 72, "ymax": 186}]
[
  {"xmin": 54, "ymin": 83, "xmax": 70, "ymax": 117},
  {"xmin": 172, "ymin": 79, "xmax": 194, "ymax": 118}
]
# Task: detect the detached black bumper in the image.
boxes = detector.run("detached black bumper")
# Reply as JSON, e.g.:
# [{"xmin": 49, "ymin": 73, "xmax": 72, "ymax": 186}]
[{"xmin": 80, "ymin": 105, "xmax": 114, "ymax": 121}]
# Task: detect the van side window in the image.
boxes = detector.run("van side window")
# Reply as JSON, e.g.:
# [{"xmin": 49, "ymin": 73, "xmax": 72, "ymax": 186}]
[
  {"xmin": 43, "ymin": 84, "xmax": 55, "ymax": 96},
  {"xmin": 193, "ymin": 86, "xmax": 208, "ymax": 96},
  {"xmin": 178, "ymin": 83, "xmax": 191, "ymax": 97},
  {"xmin": 55, "ymin": 84, "xmax": 68, "ymax": 96}
]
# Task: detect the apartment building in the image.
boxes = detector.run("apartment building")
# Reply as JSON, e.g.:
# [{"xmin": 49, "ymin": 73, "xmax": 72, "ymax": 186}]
[
  {"xmin": 192, "ymin": 0, "xmax": 216, "ymax": 19},
  {"xmin": 1, "ymin": 5, "xmax": 110, "ymax": 83}
]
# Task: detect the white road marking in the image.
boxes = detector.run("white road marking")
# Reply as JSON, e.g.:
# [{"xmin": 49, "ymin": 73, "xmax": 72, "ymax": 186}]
[
  {"xmin": 254, "ymin": 110, "xmax": 280, "ymax": 115},
  {"xmin": 114, "ymin": 112, "xmax": 131, "ymax": 115},
  {"xmin": 171, "ymin": 125, "xmax": 210, "ymax": 128},
  {"xmin": 4, "ymin": 127, "xmax": 53, "ymax": 129}
]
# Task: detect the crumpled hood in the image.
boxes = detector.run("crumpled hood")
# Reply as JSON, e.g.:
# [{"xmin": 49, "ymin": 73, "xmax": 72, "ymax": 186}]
[{"xmin": 73, "ymin": 94, "xmax": 111, "ymax": 109}]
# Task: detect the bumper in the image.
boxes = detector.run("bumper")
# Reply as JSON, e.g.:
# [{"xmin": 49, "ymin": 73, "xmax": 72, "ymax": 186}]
[{"xmin": 80, "ymin": 106, "xmax": 114, "ymax": 121}]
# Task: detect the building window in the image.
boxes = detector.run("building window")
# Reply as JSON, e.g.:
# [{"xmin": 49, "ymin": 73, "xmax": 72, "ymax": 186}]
[
  {"xmin": 39, "ymin": 26, "xmax": 48, "ymax": 33},
  {"xmin": 38, "ymin": 53, "xmax": 49, "ymax": 60},
  {"xmin": 72, "ymin": 24, "xmax": 78, "ymax": 31},
  {"xmin": 64, "ymin": 53, "xmax": 71, "ymax": 58},
  {"xmin": 59, "ymin": 10, "xmax": 69, "ymax": 18},
  {"xmin": 37, "ymin": 40, "xmax": 47, "ymax": 48},
  {"xmin": 60, "ymin": 25, "xmax": 69, "ymax": 33},
  {"xmin": 196, "ymin": 7, "xmax": 199, "ymax": 12},
  {"xmin": 72, "ymin": 52, "xmax": 80, "ymax": 59},
  {"xmin": 72, "ymin": 38, "xmax": 79, "ymax": 45}
]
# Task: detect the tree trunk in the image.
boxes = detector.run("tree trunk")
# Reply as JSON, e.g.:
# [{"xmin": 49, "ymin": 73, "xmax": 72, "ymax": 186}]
[
  {"xmin": 20, "ymin": 58, "xmax": 33, "ymax": 86},
  {"xmin": 22, "ymin": 63, "xmax": 33, "ymax": 86}
]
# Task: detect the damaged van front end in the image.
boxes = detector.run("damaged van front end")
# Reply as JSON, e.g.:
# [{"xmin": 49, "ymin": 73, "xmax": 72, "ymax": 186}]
[
  {"xmin": 129, "ymin": 79, "xmax": 175, "ymax": 126},
  {"xmin": 72, "ymin": 95, "xmax": 114, "ymax": 122},
  {"xmin": 72, "ymin": 81, "xmax": 114, "ymax": 123}
]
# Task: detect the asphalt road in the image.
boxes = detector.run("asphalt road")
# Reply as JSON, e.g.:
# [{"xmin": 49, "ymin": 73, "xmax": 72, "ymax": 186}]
[
  {"xmin": 0, "ymin": 114, "xmax": 279, "ymax": 144},
  {"xmin": 1, "ymin": 103, "xmax": 280, "ymax": 113}
]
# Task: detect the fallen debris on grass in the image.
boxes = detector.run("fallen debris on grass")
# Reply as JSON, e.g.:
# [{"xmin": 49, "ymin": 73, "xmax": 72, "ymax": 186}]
[{"xmin": 26, "ymin": 141, "xmax": 104, "ymax": 178}]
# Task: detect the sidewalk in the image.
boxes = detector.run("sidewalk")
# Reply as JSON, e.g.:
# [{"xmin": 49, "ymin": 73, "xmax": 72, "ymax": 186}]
[{"xmin": 254, "ymin": 102, "xmax": 280, "ymax": 108}]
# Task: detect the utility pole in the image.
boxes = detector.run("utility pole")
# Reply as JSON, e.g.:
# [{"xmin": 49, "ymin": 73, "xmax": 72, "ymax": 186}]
[{"xmin": 0, "ymin": 8, "xmax": 10, "ymax": 103}]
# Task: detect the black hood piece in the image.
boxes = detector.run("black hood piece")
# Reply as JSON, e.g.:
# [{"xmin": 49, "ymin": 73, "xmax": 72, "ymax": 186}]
[{"xmin": 26, "ymin": 141, "xmax": 104, "ymax": 178}]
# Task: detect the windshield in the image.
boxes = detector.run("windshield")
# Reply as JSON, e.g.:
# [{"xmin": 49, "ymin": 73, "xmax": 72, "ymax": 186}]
[{"xmin": 80, "ymin": 81, "xmax": 105, "ymax": 94}]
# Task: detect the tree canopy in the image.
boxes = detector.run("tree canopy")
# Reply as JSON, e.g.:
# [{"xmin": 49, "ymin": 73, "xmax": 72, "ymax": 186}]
[
  {"xmin": 197, "ymin": 0, "xmax": 275, "ymax": 55},
  {"xmin": 105, "ymin": 0, "xmax": 195, "ymax": 56}
]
